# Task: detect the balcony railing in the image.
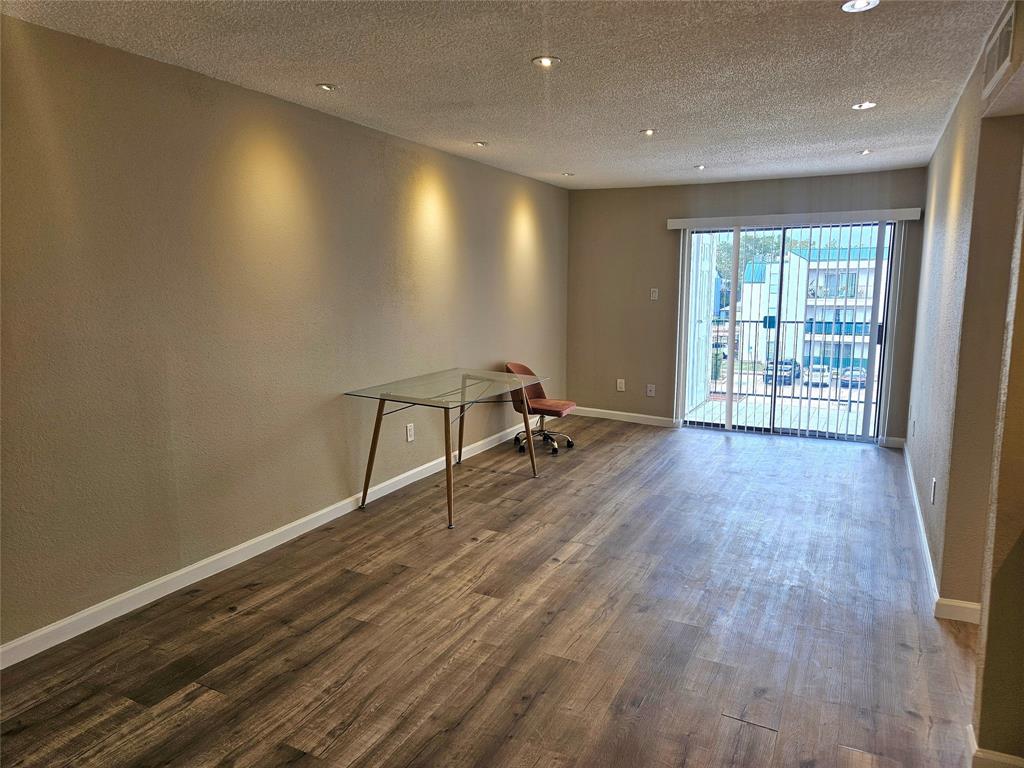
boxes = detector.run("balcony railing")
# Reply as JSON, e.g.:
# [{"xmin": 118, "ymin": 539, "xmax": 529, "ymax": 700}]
[
  {"xmin": 711, "ymin": 318, "xmax": 873, "ymax": 336},
  {"xmin": 803, "ymin": 320, "xmax": 872, "ymax": 336},
  {"xmin": 807, "ymin": 286, "xmax": 868, "ymax": 299}
]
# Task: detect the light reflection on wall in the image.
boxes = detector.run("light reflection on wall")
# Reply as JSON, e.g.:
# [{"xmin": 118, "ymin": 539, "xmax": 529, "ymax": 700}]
[
  {"xmin": 506, "ymin": 190, "xmax": 542, "ymax": 303},
  {"xmin": 930, "ymin": 119, "xmax": 970, "ymax": 339},
  {"xmin": 945, "ymin": 136, "xmax": 967, "ymax": 253},
  {"xmin": 401, "ymin": 164, "xmax": 458, "ymax": 322},
  {"xmin": 219, "ymin": 119, "xmax": 322, "ymax": 294},
  {"xmin": 413, "ymin": 168, "xmax": 454, "ymax": 260},
  {"xmin": 4, "ymin": 21, "xmax": 83, "ymax": 234}
]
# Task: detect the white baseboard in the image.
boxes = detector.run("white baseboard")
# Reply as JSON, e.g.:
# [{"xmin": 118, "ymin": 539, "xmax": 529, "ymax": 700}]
[
  {"xmin": 573, "ymin": 406, "xmax": 678, "ymax": 428},
  {"xmin": 879, "ymin": 436, "xmax": 906, "ymax": 448},
  {"xmin": 903, "ymin": 447, "xmax": 941, "ymax": 606},
  {"xmin": 975, "ymin": 754, "xmax": 1024, "ymax": 768},
  {"xmin": 0, "ymin": 419, "xmax": 535, "ymax": 670},
  {"xmin": 970, "ymin": 724, "xmax": 1024, "ymax": 767},
  {"xmin": 935, "ymin": 598, "xmax": 983, "ymax": 624},
  {"xmin": 903, "ymin": 449, "xmax": 982, "ymax": 625}
]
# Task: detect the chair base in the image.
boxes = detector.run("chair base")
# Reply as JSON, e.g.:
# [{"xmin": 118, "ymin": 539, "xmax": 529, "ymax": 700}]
[{"xmin": 513, "ymin": 416, "xmax": 575, "ymax": 455}]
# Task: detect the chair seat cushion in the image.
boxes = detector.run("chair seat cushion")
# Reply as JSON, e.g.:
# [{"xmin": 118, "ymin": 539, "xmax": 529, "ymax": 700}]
[{"xmin": 529, "ymin": 398, "xmax": 576, "ymax": 418}]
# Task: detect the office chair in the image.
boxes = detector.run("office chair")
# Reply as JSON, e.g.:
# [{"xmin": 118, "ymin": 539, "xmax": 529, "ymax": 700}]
[{"xmin": 505, "ymin": 362, "xmax": 577, "ymax": 455}]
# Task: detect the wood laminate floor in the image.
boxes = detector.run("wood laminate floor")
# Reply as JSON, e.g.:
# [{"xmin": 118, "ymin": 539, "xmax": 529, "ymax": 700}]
[{"xmin": 1, "ymin": 417, "xmax": 977, "ymax": 767}]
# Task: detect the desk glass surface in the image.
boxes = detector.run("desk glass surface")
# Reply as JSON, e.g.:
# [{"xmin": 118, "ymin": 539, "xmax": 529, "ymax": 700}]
[{"xmin": 345, "ymin": 368, "xmax": 545, "ymax": 408}]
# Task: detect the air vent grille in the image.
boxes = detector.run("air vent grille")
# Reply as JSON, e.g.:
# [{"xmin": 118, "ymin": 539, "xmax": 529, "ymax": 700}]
[{"xmin": 983, "ymin": 6, "xmax": 1015, "ymax": 97}]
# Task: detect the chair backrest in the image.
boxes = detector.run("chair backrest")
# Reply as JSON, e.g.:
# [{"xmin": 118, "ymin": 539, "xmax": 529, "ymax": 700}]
[{"xmin": 505, "ymin": 362, "xmax": 547, "ymax": 413}]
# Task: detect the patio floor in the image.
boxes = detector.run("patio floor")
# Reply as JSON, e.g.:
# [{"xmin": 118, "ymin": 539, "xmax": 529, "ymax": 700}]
[{"xmin": 685, "ymin": 392, "xmax": 868, "ymax": 437}]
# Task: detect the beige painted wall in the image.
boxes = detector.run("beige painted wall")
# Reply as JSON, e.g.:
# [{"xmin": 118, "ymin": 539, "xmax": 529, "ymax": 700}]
[
  {"xmin": 975, "ymin": 146, "xmax": 1024, "ymax": 761},
  {"xmin": 905, "ymin": 65, "xmax": 984, "ymax": 593},
  {"xmin": 972, "ymin": 10, "xmax": 1024, "ymax": 755},
  {"xmin": 907, "ymin": 51, "xmax": 1024, "ymax": 607},
  {"xmin": 566, "ymin": 170, "xmax": 926, "ymax": 430},
  {"xmin": 944, "ymin": 115, "xmax": 1024, "ymax": 605},
  {"xmin": 0, "ymin": 18, "xmax": 568, "ymax": 642}
]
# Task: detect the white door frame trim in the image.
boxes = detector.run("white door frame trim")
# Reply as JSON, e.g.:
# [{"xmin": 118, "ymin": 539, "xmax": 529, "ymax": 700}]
[
  {"xmin": 672, "ymin": 213, "xmax": 914, "ymax": 439},
  {"xmin": 860, "ymin": 221, "xmax": 887, "ymax": 438},
  {"xmin": 674, "ymin": 230, "xmax": 693, "ymax": 423},
  {"xmin": 876, "ymin": 222, "xmax": 907, "ymax": 446}
]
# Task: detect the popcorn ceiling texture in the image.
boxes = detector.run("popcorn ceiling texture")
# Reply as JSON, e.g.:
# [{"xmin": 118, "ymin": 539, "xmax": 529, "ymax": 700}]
[{"xmin": 1, "ymin": 0, "xmax": 1006, "ymax": 189}]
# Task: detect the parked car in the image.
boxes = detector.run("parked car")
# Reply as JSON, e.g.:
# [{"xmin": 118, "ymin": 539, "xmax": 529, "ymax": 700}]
[
  {"xmin": 839, "ymin": 367, "xmax": 868, "ymax": 388},
  {"xmin": 763, "ymin": 359, "xmax": 802, "ymax": 385},
  {"xmin": 804, "ymin": 364, "xmax": 833, "ymax": 387}
]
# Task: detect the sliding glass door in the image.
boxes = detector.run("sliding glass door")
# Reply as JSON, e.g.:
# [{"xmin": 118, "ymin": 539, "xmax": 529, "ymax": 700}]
[
  {"xmin": 683, "ymin": 230, "xmax": 733, "ymax": 427},
  {"xmin": 682, "ymin": 220, "xmax": 893, "ymax": 441}
]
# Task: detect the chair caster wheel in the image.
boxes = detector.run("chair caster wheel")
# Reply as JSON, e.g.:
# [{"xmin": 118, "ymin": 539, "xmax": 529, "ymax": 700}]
[
  {"xmin": 518, "ymin": 445, "xmax": 526, "ymax": 453},
  {"xmin": 566, "ymin": 439, "xmax": 575, "ymax": 448},
  {"xmin": 551, "ymin": 446, "xmax": 559, "ymax": 455}
]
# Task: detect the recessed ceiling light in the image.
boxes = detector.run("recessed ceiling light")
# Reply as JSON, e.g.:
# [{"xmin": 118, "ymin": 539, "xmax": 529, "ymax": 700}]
[
  {"xmin": 561, "ymin": 172, "xmax": 575, "ymax": 176},
  {"xmin": 641, "ymin": 128, "xmax": 656, "ymax": 137},
  {"xmin": 473, "ymin": 141, "xmax": 488, "ymax": 147},
  {"xmin": 694, "ymin": 164, "xmax": 706, "ymax": 170},
  {"xmin": 531, "ymin": 55, "xmax": 561, "ymax": 69},
  {"xmin": 842, "ymin": 0, "xmax": 879, "ymax": 12},
  {"xmin": 852, "ymin": 101, "xmax": 877, "ymax": 110},
  {"xmin": 316, "ymin": 83, "xmax": 337, "ymax": 92},
  {"xmin": 859, "ymin": 149, "xmax": 872, "ymax": 155}
]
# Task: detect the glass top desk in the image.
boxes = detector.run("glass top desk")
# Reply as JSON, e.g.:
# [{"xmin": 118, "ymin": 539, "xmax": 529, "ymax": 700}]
[{"xmin": 346, "ymin": 368, "xmax": 546, "ymax": 528}]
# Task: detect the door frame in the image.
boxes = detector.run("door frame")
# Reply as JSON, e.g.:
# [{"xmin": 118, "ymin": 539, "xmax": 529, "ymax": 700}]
[{"xmin": 672, "ymin": 208, "xmax": 921, "ymax": 442}]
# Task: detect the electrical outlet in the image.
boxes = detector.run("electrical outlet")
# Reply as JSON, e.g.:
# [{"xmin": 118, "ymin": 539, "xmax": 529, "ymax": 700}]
[
  {"xmin": 616, "ymin": 378, "xmax": 626, "ymax": 392},
  {"xmin": 406, "ymin": 423, "xmax": 415, "ymax": 442},
  {"xmin": 930, "ymin": 477, "xmax": 936, "ymax": 505},
  {"xmin": 646, "ymin": 384, "xmax": 656, "ymax": 397},
  {"xmin": 650, "ymin": 288, "xmax": 659, "ymax": 301}
]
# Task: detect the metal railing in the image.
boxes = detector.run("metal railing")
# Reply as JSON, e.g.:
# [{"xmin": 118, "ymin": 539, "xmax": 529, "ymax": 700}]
[{"xmin": 689, "ymin": 319, "xmax": 874, "ymax": 437}]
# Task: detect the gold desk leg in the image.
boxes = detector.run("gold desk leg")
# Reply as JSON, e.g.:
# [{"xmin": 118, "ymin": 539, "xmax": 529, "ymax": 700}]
[
  {"xmin": 457, "ymin": 373, "xmax": 469, "ymax": 464},
  {"xmin": 360, "ymin": 399, "xmax": 386, "ymax": 509},
  {"xmin": 457, "ymin": 404, "xmax": 466, "ymax": 464},
  {"xmin": 520, "ymin": 388, "xmax": 538, "ymax": 478},
  {"xmin": 443, "ymin": 407, "xmax": 455, "ymax": 528}
]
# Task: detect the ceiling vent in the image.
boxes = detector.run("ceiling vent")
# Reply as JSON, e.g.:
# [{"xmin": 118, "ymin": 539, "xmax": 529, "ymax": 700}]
[{"xmin": 983, "ymin": 4, "xmax": 1016, "ymax": 97}]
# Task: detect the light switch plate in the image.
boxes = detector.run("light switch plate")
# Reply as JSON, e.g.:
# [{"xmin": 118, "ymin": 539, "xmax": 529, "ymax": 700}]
[
  {"xmin": 646, "ymin": 384, "xmax": 656, "ymax": 397},
  {"xmin": 616, "ymin": 378, "xmax": 626, "ymax": 392},
  {"xmin": 406, "ymin": 423, "xmax": 415, "ymax": 442},
  {"xmin": 650, "ymin": 288, "xmax": 659, "ymax": 301}
]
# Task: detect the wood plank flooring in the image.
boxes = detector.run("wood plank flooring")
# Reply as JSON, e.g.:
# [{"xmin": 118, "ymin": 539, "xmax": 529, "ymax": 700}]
[{"xmin": 1, "ymin": 416, "xmax": 977, "ymax": 767}]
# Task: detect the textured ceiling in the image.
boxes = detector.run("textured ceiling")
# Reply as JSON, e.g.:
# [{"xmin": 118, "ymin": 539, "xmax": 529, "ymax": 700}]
[{"xmin": 2, "ymin": 0, "xmax": 1007, "ymax": 188}]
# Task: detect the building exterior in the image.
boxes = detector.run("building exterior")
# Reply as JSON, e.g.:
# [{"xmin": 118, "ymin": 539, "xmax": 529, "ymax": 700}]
[
  {"xmin": 735, "ymin": 252, "xmax": 808, "ymax": 366},
  {"xmin": 735, "ymin": 245, "xmax": 880, "ymax": 370},
  {"xmin": 794, "ymin": 246, "xmax": 878, "ymax": 369}
]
